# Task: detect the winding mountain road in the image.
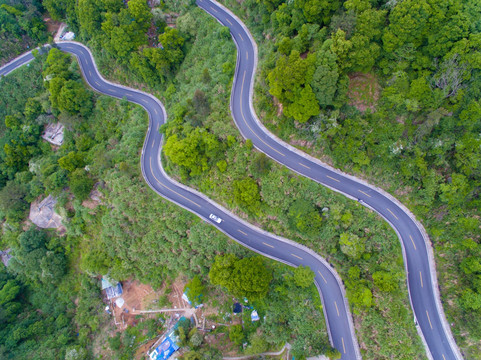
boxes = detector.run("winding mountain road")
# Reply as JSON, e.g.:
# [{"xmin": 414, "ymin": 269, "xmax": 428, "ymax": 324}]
[{"xmin": 0, "ymin": 1, "xmax": 463, "ymax": 359}]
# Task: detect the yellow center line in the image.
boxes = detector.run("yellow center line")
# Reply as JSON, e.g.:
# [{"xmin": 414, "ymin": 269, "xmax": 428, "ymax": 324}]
[
  {"xmin": 238, "ymin": 229, "xmax": 247, "ymax": 236},
  {"xmin": 149, "ymin": 157, "xmax": 201, "ymax": 207},
  {"xmin": 291, "ymin": 253, "xmax": 303, "ymax": 260},
  {"xmin": 246, "ymin": 51, "xmax": 248, "ymax": 60},
  {"xmin": 426, "ymin": 310, "xmax": 433, "ymax": 329},
  {"xmin": 239, "ymin": 33, "xmax": 244, "ymax": 41},
  {"xmin": 88, "ymin": 70, "xmax": 92, "ymax": 76},
  {"xmin": 420, "ymin": 271, "xmax": 423, "ymax": 288},
  {"xmin": 358, "ymin": 189, "xmax": 371, "ymax": 197},
  {"xmin": 334, "ymin": 301, "xmax": 340, "ymax": 316},
  {"xmin": 387, "ymin": 208, "xmax": 398, "ymax": 220},
  {"xmin": 318, "ymin": 270, "xmax": 327, "ymax": 284},
  {"xmin": 240, "ymin": 71, "xmax": 285, "ymax": 157},
  {"xmin": 226, "ymin": 18, "xmax": 232, "ymax": 26},
  {"xmin": 95, "ymin": 81, "xmax": 100, "ymax": 86},
  {"xmin": 262, "ymin": 242, "xmax": 274, "ymax": 248},
  {"xmin": 442, "ymin": 355, "xmax": 446, "ymax": 360},
  {"xmin": 151, "ymin": 139, "xmax": 155, "ymax": 148},
  {"xmin": 210, "ymin": 6, "xmax": 218, "ymax": 13},
  {"xmin": 153, "ymin": 108, "xmax": 158, "ymax": 115},
  {"xmin": 409, "ymin": 235, "xmax": 417, "ymax": 250},
  {"xmin": 299, "ymin": 162, "xmax": 310, "ymax": 169},
  {"xmin": 341, "ymin": 337, "xmax": 346, "ymax": 354},
  {"xmin": 326, "ymin": 175, "xmax": 340, "ymax": 182}
]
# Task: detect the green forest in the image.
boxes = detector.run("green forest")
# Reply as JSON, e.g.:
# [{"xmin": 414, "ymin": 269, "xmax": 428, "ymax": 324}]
[
  {"xmin": 0, "ymin": 0, "xmax": 48, "ymax": 65},
  {"xmin": 0, "ymin": 0, "xmax": 479, "ymax": 359}
]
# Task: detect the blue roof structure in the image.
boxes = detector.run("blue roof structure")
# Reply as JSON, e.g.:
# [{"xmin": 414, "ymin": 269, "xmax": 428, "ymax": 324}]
[
  {"xmin": 101, "ymin": 277, "xmax": 123, "ymax": 299},
  {"xmin": 149, "ymin": 333, "xmax": 179, "ymax": 360},
  {"xmin": 149, "ymin": 317, "xmax": 185, "ymax": 360}
]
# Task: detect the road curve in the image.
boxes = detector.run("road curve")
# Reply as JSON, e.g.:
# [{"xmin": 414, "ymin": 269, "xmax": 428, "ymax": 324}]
[
  {"xmin": 0, "ymin": 44, "xmax": 361, "ymax": 358},
  {"xmin": 198, "ymin": 0, "xmax": 463, "ymax": 359}
]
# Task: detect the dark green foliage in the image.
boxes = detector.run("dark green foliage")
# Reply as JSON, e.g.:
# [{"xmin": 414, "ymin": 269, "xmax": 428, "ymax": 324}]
[
  {"xmin": 0, "ymin": 0, "xmax": 48, "ymax": 64},
  {"xmin": 288, "ymin": 199, "xmax": 322, "ymax": 235},
  {"xmin": 69, "ymin": 169, "xmax": 94, "ymax": 201},
  {"xmin": 233, "ymin": 177, "xmax": 261, "ymax": 213}
]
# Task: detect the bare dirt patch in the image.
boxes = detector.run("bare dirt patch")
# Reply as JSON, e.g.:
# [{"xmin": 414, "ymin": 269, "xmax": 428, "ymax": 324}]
[
  {"xmin": 109, "ymin": 280, "xmax": 159, "ymax": 329},
  {"xmin": 272, "ymin": 96, "xmax": 284, "ymax": 117},
  {"xmin": 347, "ymin": 73, "xmax": 380, "ymax": 113},
  {"xmin": 44, "ymin": 18, "xmax": 61, "ymax": 35}
]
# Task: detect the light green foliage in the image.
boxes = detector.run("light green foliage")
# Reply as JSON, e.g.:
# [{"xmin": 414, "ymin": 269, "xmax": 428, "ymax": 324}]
[
  {"xmin": 131, "ymin": 28, "xmax": 185, "ymax": 85},
  {"xmin": 461, "ymin": 289, "xmax": 481, "ymax": 311},
  {"xmin": 163, "ymin": 128, "xmax": 221, "ymax": 177},
  {"xmin": 296, "ymin": 0, "xmax": 341, "ymax": 25},
  {"xmin": 209, "ymin": 255, "xmax": 272, "ymax": 300},
  {"xmin": 339, "ymin": 232, "xmax": 365, "ymax": 259},
  {"xmin": 293, "ymin": 265, "xmax": 315, "ymax": 288},
  {"xmin": 43, "ymin": 49, "xmax": 93, "ymax": 116},
  {"xmin": 58, "ymin": 152, "xmax": 85, "ymax": 172},
  {"xmin": 216, "ymin": 160, "xmax": 227, "ymax": 173},
  {"xmin": 184, "ymin": 275, "xmax": 205, "ymax": 306},
  {"xmin": 229, "ymin": 324, "xmax": 244, "ymax": 345},
  {"xmin": 245, "ymin": 332, "xmax": 269, "ymax": 354},
  {"xmin": 76, "ymin": 0, "xmax": 102, "ymax": 39},
  {"xmin": 268, "ymin": 50, "xmax": 319, "ymax": 122},
  {"xmin": 326, "ymin": 347, "xmax": 342, "ymax": 359},
  {"xmin": 372, "ymin": 271, "xmax": 399, "ymax": 292},
  {"xmin": 233, "ymin": 177, "xmax": 261, "ymax": 212}
]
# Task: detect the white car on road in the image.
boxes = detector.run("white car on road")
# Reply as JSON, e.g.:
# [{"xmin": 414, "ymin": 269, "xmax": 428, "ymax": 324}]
[{"xmin": 209, "ymin": 214, "xmax": 222, "ymax": 223}]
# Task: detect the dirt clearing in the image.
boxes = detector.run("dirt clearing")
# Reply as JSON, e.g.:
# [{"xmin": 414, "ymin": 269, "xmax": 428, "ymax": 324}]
[{"xmin": 347, "ymin": 73, "xmax": 380, "ymax": 112}]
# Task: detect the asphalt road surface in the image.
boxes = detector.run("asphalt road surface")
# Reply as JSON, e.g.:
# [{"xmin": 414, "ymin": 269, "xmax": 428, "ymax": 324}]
[{"xmin": 0, "ymin": 4, "xmax": 462, "ymax": 357}]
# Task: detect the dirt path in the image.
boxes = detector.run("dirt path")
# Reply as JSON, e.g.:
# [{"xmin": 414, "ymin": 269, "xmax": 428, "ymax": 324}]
[{"xmin": 222, "ymin": 343, "xmax": 291, "ymax": 360}]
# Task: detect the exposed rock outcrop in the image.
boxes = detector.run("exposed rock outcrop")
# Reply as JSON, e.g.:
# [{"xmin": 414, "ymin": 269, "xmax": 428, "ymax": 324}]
[
  {"xmin": 29, "ymin": 195, "xmax": 63, "ymax": 229},
  {"xmin": 42, "ymin": 122, "xmax": 64, "ymax": 146}
]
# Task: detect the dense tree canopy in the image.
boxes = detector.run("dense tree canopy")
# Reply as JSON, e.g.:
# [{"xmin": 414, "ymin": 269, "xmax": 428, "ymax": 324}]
[{"xmin": 209, "ymin": 255, "xmax": 272, "ymax": 300}]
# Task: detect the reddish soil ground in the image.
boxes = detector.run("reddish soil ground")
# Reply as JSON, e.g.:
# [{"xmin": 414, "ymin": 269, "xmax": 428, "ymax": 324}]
[
  {"xmin": 347, "ymin": 72, "xmax": 380, "ymax": 112},
  {"xmin": 44, "ymin": 17, "xmax": 61, "ymax": 35}
]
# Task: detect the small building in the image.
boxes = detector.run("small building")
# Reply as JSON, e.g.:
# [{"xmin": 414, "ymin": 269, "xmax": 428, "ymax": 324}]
[
  {"xmin": 148, "ymin": 317, "xmax": 184, "ymax": 360},
  {"xmin": 101, "ymin": 277, "xmax": 123, "ymax": 300}
]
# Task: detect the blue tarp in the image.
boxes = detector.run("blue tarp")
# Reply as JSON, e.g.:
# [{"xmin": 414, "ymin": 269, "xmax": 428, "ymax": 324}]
[
  {"xmin": 150, "ymin": 335, "xmax": 179, "ymax": 360},
  {"xmin": 149, "ymin": 317, "xmax": 185, "ymax": 360}
]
